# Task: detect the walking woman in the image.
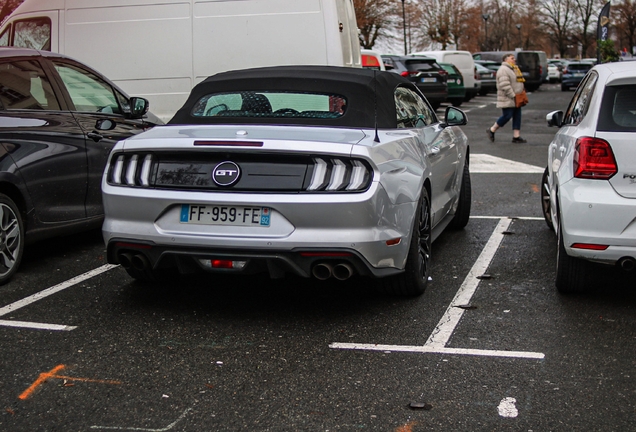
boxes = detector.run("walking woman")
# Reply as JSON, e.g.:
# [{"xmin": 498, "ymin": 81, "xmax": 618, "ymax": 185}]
[{"xmin": 486, "ymin": 54, "xmax": 527, "ymax": 143}]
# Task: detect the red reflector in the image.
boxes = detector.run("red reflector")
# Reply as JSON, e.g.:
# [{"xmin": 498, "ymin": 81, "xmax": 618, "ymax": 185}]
[
  {"xmin": 571, "ymin": 243, "xmax": 609, "ymax": 251},
  {"xmin": 299, "ymin": 252, "xmax": 353, "ymax": 257},
  {"xmin": 400, "ymin": 71, "xmax": 410, "ymax": 77},
  {"xmin": 386, "ymin": 238, "xmax": 402, "ymax": 246},
  {"xmin": 114, "ymin": 242, "xmax": 152, "ymax": 249},
  {"xmin": 573, "ymin": 137, "xmax": 617, "ymax": 179},
  {"xmin": 194, "ymin": 141, "xmax": 264, "ymax": 147},
  {"xmin": 211, "ymin": 260, "xmax": 234, "ymax": 269}
]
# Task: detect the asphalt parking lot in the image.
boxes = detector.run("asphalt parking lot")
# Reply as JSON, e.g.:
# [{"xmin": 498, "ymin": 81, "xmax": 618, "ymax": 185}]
[{"xmin": 1, "ymin": 84, "xmax": 635, "ymax": 431}]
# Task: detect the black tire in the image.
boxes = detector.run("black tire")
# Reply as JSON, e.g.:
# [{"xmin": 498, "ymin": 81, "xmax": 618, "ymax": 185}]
[
  {"xmin": 376, "ymin": 188, "xmax": 431, "ymax": 296},
  {"xmin": 561, "ymin": 85, "xmax": 568, "ymax": 91},
  {"xmin": 0, "ymin": 194, "xmax": 24, "ymax": 285},
  {"xmin": 448, "ymin": 163, "xmax": 471, "ymax": 229},
  {"xmin": 540, "ymin": 167, "xmax": 554, "ymax": 231},
  {"xmin": 431, "ymin": 102, "xmax": 440, "ymax": 111},
  {"xmin": 450, "ymin": 99, "xmax": 463, "ymax": 107},
  {"xmin": 555, "ymin": 215, "xmax": 589, "ymax": 293}
]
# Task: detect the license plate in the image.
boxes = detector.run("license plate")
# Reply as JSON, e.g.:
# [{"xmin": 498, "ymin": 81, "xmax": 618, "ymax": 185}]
[
  {"xmin": 574, "ymin": 73, "xmax": 584, "ymax": 77},
  {"xmin": 180, "ymin": 204, "xmax": 271, "ymax": 226},
  {"xmin": 421, "ymin": 77, "xmax": 436, "ymax": 83}
]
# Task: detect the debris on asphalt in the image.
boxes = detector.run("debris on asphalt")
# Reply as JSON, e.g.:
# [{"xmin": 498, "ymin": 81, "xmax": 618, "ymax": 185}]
[{"xmin": 409, "ymin": 401, "xmax": 433, "ymax": 410}]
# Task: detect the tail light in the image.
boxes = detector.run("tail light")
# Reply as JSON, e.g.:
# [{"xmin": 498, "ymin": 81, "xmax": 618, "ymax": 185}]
[
  {"xmin": 573, "ymin": 137, "xmax": 617, "ymax": 180},
  {"xmin": 563, "ymin": 68, "xmax": 568, "ymax": 74},
  {"xmin": 438, "ymin": 70, "xmax": 448, "ymax": 76},
  {"xmin": 539, "ymin": 65, "xmax": 543, "ymax": 76},
  {"xmin": 474, "ymin": 68, "xmax": 479, "ymax": 80},
  {"xmin": 401, "ymin": 71, "xmax": 418, "ymax": 77}
]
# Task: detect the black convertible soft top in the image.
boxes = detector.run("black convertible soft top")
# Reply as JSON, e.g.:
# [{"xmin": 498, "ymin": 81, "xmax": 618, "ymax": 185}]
[{"xmin": 168, "ymin": 65, "xmax": 421, "ymax": 129}]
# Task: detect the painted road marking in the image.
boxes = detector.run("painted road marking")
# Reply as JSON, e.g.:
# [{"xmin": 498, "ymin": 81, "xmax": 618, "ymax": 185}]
[
  {"xmin": 19, "ymin": 364, "xmax": 121, "ymax": 400},
  {"xmin": 90, "ymin": 407, "xmax": 193, "ymax": 431},
  {"xmin": 0, "ymin": 264, "xmax": 117, "ymax": 331},
  {"xmin": 330, "ymin": 217, "xmax": 546, "ymax": 360},
  {"xmin": 471, "ymin": 154, "xmax": 544, "ymax": 173}
]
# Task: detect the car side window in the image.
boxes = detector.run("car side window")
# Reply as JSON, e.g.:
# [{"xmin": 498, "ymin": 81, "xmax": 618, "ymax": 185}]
[
  {"xmin": 0, "ymin": 26, "xmax": 10, "ymax": 47},
  {"xmin": 563, "ymin": 72, "xmax": 597, "ymax": 126},
  {"xmin": 13, "ymin": 18, "xmax": 51, "ymax": 51},
  {"xmin": 0, "ymin": 60, "xmax": 60, "ymax": 110},
  {"xmin": 53, "ymin": 62, "xmax": 121, "ymax": 114},
  {"xmin": 395, "ymin": 86, "xmax": 434, "ymax": 128}
]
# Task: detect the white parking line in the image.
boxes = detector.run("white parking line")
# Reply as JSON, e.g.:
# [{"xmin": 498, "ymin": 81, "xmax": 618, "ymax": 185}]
[
  {"xmin": 330, "ymin": 217, "xmax": 546, "ymax": 360},
  {"xmin": 0, "ymin": 264, "xmax": 118, "ymax": 331}
]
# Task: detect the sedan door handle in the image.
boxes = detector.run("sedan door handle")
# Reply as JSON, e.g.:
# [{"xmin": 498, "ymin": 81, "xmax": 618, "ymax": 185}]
[{"xmin": 87, "ymin": 132, "xmax": 103, "ymax": 142}]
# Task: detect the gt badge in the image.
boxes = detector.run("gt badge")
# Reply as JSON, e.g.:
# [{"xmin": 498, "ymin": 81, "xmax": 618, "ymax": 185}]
[{"xmin": 212, "ymin": 161, "xmax": 241, "ymax": 186}]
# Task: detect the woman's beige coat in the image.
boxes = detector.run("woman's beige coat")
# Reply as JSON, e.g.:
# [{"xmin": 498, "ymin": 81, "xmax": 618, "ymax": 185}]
[{"xmin": 496, "ymin": 62, "xmax": 525, "ymax": 108}]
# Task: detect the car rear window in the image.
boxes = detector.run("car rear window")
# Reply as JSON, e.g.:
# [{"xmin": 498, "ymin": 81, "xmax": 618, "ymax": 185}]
[
  {"xmin": 597, "ymin": 84, "xmax": 636, "ymax": 132},
  {"xmin": 568, "ymin": 64, "xmax": 593, "ymax": 72},
  {"xmin": 190, "ymin": 91, "xmax": 347, "ymax": 119},
  {"xmin": 405, "ymin": 60, "xmax": 439, "ymax": 72}
]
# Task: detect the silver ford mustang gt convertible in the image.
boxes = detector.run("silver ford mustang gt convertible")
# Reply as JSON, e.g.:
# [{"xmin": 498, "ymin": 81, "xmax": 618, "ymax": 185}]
[{"xmin": 102, "ymin": 65, "xmax": 471, "ymax": 296}]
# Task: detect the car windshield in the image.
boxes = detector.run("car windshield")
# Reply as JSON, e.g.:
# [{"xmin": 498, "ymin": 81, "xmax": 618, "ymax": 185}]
[{"xmin": 190, "ymin": 91, "xmax": 347, "ymax": 119}]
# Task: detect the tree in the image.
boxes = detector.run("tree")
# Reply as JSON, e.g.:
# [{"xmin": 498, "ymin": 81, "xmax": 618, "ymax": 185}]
[
  {"xmin": 614, "ymin": 0, "xmax": 636, "ymax": 55},
  {"xmin": 0, "ymin": 0, "xmax": 23, "ymax": 26},
  {"xmin": 571, "ymin": 0, "xmax": 601, "ymax": 58},
  {"xmin": 539, "ymin": 0, "xmax": 576, "ymax": 57},
  {"xmin": 353, "ymin": 0, "xmax": 395, "ymax": 49}
]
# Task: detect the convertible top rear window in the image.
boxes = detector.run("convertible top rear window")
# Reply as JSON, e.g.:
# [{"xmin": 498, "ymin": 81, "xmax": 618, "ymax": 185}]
[
  {"xmin": 191, "ymin": 91, "xmax": 347, "ymax": 119},
  {"xmin": 598, "ymin": 84, "xmax": 636, "ymax": 132}
]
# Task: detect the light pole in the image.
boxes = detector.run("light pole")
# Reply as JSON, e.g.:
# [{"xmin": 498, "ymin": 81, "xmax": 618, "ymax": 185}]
[
  {"xmin": 482, "ymin": 14, "xmax": 490, "ymax": 50},
  {"xmin": 516, "ymin": 24, "xmax": 522, "ymax": 49},
  {"xmin": 401, "ymin": 0, "xmax": 407, "ymax": 55}
]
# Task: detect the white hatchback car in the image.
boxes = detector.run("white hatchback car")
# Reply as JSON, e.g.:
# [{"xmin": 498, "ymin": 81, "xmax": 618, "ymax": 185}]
[{"xmin": 542, "ymin": 61, "xmax": 636, "ymax": 292}]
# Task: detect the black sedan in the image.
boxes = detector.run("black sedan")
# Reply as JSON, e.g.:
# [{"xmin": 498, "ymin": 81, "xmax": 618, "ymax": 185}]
[{"xmin": 0, "ymin": 47, "xmax": 162, "ymax": 284}]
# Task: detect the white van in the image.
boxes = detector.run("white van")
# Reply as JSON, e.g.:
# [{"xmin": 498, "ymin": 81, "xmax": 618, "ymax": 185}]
[
  {"xmin": 0, "ymin": 0, "xmax": 361, "ymax": 121},
  {"xmin": 410, "ymin": 50, "xmax": 477, "ymax": 101}
]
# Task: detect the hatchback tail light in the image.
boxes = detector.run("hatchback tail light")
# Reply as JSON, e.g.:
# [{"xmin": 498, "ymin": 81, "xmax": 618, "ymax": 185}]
[
  {"xmin": 401, "ymin": 71, "xmax": 418, "ymax": 77},
  {"xmin": 573, "ymin": 137, "xmax": 617, "ymax": 180}
]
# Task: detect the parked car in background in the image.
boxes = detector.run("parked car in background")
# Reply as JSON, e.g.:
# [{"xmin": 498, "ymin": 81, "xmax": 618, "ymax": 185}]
[
  {"xmin": 411, "ymin": 50, "xmax": 477, "ymax": 101},
  {"xmin": 439, "ymin": 62, "xmax": 465, "ymax": 107},
  {"xmin": 0, "ymin": 47, "xmax": 161, "ymax": 284},
  {"xmin": 102, "ymin": 65, "xmax": 472, "ymax": 296},
  {"xmin": 361, "ymin": 49, "xmax": 385, "ymax": 71},
  {"xmin": 382, "ymin": 55, "xmax": 448, "ymax": 110},
  {"xmin": 541, "ymin": 61, "xmax": 636, "ymax": 292},
  {"xmin": 475, "ymin": 63, "xmax": 496, "ymax": 95},
  {"xmin": 547, "ymin": 63, "xmax": 561, "ymax": 82},
  {"xmin": 474, "ymin": 59, "xmax": 500, "ymax": 72},
  {"xmin": 0, "ymin": 0, "xmax": 361, "ymax": 122},
  {"xmin": 560, "ymin": 61, "xmax": 594, "ymax": 91},
  {"xmin": 473, "ymin": 51, "xmax": 547, "ymax": 91}
]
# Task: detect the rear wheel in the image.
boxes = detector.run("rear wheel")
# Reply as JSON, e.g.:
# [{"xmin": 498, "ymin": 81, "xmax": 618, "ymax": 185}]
[
  {"xmin": 540, "ymin": 167, "xmax": 554, "ymax": 230},
  {"xmin": 555, "ymin": 214, "xmax": 589, "ymax": 293},
  {"xmin": 0, "ymin": 194, "xmax": 24, "ymax": 285},
  {"xmin": 561, "ymin": 85, "xmax": 568, "ymax": 91},
  {"xmin": 448, "ymin": 163, "xmax": 471, "ymax": 229},
  {"xmin": 376, "ymin": 188, "xmax": 431, "ymax": 296}
]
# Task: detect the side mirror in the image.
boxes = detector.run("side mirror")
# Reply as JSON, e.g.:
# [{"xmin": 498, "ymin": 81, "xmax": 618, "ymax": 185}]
[
  {"xmin": 128, "ymin": 97, "xmax": 150, "ymax": 119},
  {"xmin": 443, "ymin": 106, "xmax": 467, "ymax": 127},
  {"xmin": 546, "ymin": 110, "xmax": 563, "ymax": 127}
]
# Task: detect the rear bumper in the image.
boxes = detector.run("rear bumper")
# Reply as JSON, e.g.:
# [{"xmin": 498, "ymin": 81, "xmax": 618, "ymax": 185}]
[{"xmin": 560, "ymin": 179, "xmax": 636, "ymax": 265}]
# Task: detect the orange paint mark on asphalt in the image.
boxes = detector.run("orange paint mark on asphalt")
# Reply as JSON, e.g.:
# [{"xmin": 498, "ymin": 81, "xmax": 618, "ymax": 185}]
[
  {"xmin": 395, "ymin": 421, "xmax": 417, "ymax": 432},
  {"xmin": 18, "ymin": 364, "xmax": 121, "ymax": 400},
  {"xmin": 530, "ymin": 183, "xmax": 539, "ymax": 193}
]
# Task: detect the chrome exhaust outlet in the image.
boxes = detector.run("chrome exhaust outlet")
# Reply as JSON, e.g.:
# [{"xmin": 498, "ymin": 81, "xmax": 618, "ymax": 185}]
[
  {"xmin": 312, "ymin": 263, "xmax": 333, "ymax": 280},
  {"xmin": 618, "ymin": 257, "xmax": 636, "ymax": 272},
  {"xmin": 332, "ymin": 263, "xmax": 354, "ymax": 281},
  {"xmin": 131, "ymin": 254, "xmax": 150, "ymax": 271},
  {"xmin": 118, "ymin": 252, "xmax": 133, "ymax": 269}
]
